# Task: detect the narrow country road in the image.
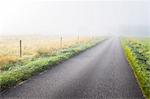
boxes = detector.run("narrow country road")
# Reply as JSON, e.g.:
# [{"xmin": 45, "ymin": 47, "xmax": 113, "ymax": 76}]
[{"xmin": 1, "ymin": 38, "xmax": 144, "ymax": 99}]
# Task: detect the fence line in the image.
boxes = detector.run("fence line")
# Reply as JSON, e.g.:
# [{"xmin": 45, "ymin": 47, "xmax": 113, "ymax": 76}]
[{"xmin": 0, "ymin": 35, "xmax": 94, "ymax": 59}]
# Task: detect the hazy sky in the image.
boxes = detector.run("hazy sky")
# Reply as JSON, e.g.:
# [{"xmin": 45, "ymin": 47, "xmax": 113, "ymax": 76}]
[{"xmin": 0, "ymin": 0, "xmax": 149, "ymax": 36}]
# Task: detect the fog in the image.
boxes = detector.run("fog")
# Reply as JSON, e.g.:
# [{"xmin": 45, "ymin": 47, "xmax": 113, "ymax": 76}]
[{"xmin": 0, "ymin": 0, "xmax": 149, "ymax": 37}]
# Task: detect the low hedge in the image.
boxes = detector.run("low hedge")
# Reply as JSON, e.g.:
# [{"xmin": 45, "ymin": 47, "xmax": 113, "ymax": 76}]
[{"xmin": 122, "ymin": 39, "xmax": 150, "ymax": 99}]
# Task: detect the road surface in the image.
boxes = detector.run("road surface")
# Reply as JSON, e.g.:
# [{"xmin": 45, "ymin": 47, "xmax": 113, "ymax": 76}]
[{"xmin": 1, "ymin": 38, "xmax": 144, "ymax": 99}]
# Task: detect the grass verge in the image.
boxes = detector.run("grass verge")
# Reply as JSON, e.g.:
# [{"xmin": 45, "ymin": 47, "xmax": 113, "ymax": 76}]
[
  {"xmin": 0, "ymin": 38, "xmax": 105, "ymax": 91},
  {"xmin": 121, "ymin": 39, "xmax": 150, "ymax": 99}
]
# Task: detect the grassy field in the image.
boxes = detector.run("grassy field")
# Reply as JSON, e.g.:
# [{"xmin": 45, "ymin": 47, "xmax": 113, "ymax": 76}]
[
  {"xmin": 0, "ymin": 35, "xmax": 93, "ymax": 71},
  {"xmin": 122, "ymin": 37, "xmax": 150, "ymax": 99},
  {"xmin": 0, "ymin": 35, "xmax": 104, "ymax": 90}
]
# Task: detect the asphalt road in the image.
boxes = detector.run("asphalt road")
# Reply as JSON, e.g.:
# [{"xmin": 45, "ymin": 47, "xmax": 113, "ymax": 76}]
[{"xmin": 1, "ymin": 38, "xmax": 144, "ymax": 99}]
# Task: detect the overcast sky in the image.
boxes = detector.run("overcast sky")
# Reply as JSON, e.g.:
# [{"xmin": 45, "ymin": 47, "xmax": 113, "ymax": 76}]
[{"xmin": 0, "ymin": 0, "xmax": 149, "ymax": 37}]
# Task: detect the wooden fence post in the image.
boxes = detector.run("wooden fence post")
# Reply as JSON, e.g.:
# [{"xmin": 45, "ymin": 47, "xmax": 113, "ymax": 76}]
[{"xmin": 20, "ymin": 40, "xmax": 22, "ymax": 57}]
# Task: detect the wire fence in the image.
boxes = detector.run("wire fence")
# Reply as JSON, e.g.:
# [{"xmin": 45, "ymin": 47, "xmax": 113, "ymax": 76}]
[{"xmin": 0, "ymin": 35, "xmax": 92, "ymax": 58}]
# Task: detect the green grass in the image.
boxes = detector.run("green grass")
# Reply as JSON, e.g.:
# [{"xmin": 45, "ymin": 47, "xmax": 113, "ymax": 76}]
[
  {"xmin": 0, "ymin": 38, "xmax": 104, "ymax": 90},
  {"xmin": 122, "ymin": 38, "xmax": 150, "ymax": 99}
]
